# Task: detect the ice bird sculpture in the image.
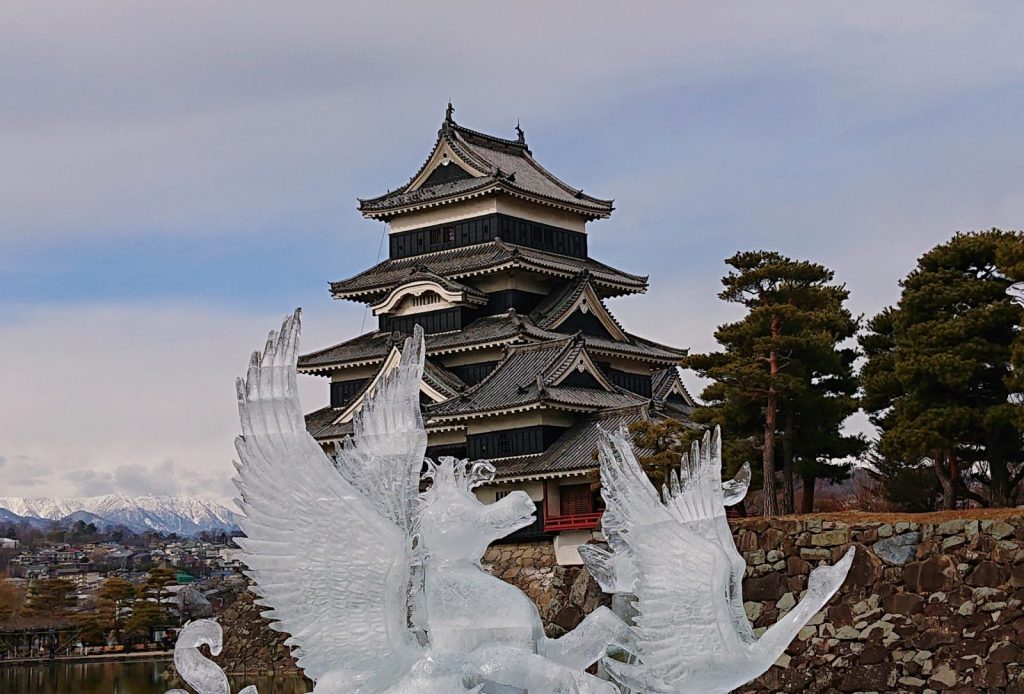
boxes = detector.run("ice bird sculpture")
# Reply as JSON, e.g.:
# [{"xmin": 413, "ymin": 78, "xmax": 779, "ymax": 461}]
[
  {"xmin": 584, "ymin": 426, "xmax": 854, "ymax": 694},
  {"xmin": 230, "ymin": 311, "xmax": 630, "ymax": 693}
]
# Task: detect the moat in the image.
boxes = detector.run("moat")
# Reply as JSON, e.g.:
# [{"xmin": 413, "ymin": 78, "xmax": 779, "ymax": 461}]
[{"xmin": 0, "ymin": 659, "xmax": 309, "ymax": 693}]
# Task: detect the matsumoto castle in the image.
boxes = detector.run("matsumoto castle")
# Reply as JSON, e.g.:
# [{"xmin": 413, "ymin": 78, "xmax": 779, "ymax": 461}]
[{"xmin": 298, "ymin": 106, "xmax": 693, "ymax": 563}]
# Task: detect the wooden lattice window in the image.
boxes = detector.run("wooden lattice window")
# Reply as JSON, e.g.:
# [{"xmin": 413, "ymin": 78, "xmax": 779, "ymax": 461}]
[
  {"xmin": 496, "ymin": 433, "xmax": 512, "ymax": 457},
  {"xmin": 559, "ymin": 484, "xmax": 593, "ymax": 516}
]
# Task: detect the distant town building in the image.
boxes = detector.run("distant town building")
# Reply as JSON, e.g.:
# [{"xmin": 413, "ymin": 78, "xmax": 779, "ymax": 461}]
[{"xmin": 299, "ymin": 106, "xmax": 692, "ymax": 563}]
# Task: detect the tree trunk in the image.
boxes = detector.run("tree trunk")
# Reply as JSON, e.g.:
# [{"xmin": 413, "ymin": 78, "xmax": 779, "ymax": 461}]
[
  {"xmin": 762, "ymin": 315, "xmax": 781, "ymax": 517},
  {"xmin": 934, "ymin": 449, "xmax": 957, "ymax": 510},
  {"xmin": 988, "ymin": 457, "xmax": 1011, "ymax": 508},
  {"xmin": 762, "ymin": 390, "xmax": 779, "ymax": 516},
  {"xmin": 801, "ymin": 474, "xmax": 817, "ymax": 513},
  {"xmin": 782, "ymin": 406, "xmax": 795, "ymax": 514}
]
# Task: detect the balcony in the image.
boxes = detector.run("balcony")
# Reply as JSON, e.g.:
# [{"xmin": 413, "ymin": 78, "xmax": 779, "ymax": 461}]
[{"xmin": 543, "ymin": 511, "xmax": 603, "ymax": 533}]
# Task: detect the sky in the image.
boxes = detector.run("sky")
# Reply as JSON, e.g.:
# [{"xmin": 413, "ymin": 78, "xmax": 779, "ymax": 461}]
[{"xmin": 2, "ymin": 2, "xmax": 1022, "ymax": 503}]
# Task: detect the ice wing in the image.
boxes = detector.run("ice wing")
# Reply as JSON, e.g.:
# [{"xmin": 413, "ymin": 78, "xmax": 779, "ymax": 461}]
[
  {"xmin": 333, "ymin": 326, "xmax": 427, "ymax": 536},
  {"xmin": 604, "ymin": 518, "xmax": 742, "ymax": 691},
  {"xmin": 722, "ymin": 461, "xmax": 751, "ymax": 507},
  {"xmin": 661, "ymin": 427, "xmax": 754, "ymax": 643},
  {"xmin": 233, "ymin": 310, "xmax": 420, "ymax": 684},
  {"xmin": 586, "ymin": 426, "xmax": 672, "ymax": 593}
]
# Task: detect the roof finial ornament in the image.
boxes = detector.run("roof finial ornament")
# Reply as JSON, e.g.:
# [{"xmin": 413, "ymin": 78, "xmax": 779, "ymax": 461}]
[
  {"xmin": 515, "ymin": 119, "xmax": 525, "ymax": 144},
  {"xmin": 445, "ymin": 100, "xmax": 455, "ymax": 124}
]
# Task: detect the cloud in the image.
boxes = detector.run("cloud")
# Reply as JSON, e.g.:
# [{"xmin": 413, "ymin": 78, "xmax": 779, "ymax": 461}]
[
  {"xmin": 0, "ymin": 454, "xmax": 54, "ymax": 489},
  {"xmin": 62, "ymin": 459, "xmax": 238, "ymax": 500},
  {"xmin": 2, "ymin": 3, "xmax": 1023, "ymax": 501},
  {"xmin": 0, "ymin": 302, "xmax": 357, "ymax": 502},
  {"xmin": 2, "ymin": 2, "xmax": 1023, "ymax": 249}
]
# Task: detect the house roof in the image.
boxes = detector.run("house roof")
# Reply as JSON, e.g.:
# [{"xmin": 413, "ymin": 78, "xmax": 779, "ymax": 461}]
[
  {"xmin": 329, "ymin": 239, "xmax": 648, "ymax": 302},
  {"xmin": 529, "ymin": 270, "xmax": 630, "ymax": 340},
  {"xmin": 304, "ymin": 358, "xmax": 465, "ymax": 443},
  {"xmin": 370, "ymin": 269, "xmax": 488, "ymax": 316},
  {"xmin": 297, "ymin": 310, "xmax": 686, "ymax": 374},
  {"xmin": 425, "ymin": 335, "xmax": 647, "ymax": 420},
  {"xmin": 358, "ymin": 110, "xmax": 614, "ymax": 220},
  {"xmin": 422, "ymin": 359, "xmax": 467, "ymax": 398},
  {"xmin": 489, "ymin": 405, "xmax": 652, "ymax": 480},
  {"xmin": 305, "ymin": 405, "xmax": 354, "ymax": 442},
  {"xmin": 651, "ymin": 367, "xmax": 697, "ymax": 411},
  {"xmin": 298, "ymin": 312, "xmax": 533, "ymax": 373}
]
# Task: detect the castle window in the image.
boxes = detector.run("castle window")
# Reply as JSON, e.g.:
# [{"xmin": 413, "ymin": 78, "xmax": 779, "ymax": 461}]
[
  {"xmin": 559, "ymin": 485, "xmax": 593, "ymax": 515},
  {"xmin": 496, "ymin": 433, "xmax": 511, "ymax": 457},
  {"xmin": 410, "ymin": 291, "xmax": 441, "ymax": 308},
  {"xmin": 445, "ymin": 225, "xmax": 456, "ymax": 242},
  {"xmin": 430, "ymin": 228, "xmax": 442, "ymax": 245},
  {"xmin": 495, "ymin": 490, "xmax": 510, "ymax": 501}
]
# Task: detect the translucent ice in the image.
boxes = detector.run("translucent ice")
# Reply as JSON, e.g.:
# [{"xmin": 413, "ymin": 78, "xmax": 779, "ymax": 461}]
[
  {"xmin": 164, "ymin": 619, "xmax": 256, "ymax": 694},
  {"xmin": 229, "ymin": 311, "xmax": 627, "ymax": 693},
  {"xmin": 591, "ymin": 426, "xmax": 854, "ymax": 694},
  {"xmin": 173, "ymin": 310, "xmax": 851, "ymax": 694}
]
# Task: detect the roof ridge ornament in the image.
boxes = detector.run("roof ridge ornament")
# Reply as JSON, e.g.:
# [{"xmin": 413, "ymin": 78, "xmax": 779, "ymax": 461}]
[
  {"xmin": 515, "ymin": 119, "xmax": 525, "ymax": 144},
  {"xmin": 445, "ymin": 100, "xmax": 455, "ymax": 125}
]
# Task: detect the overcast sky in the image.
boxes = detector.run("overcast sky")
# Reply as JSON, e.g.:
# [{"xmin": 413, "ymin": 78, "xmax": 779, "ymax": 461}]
[{"xmin": 2, "ymin": 2, "xmax": 1022, "ymax": 503}]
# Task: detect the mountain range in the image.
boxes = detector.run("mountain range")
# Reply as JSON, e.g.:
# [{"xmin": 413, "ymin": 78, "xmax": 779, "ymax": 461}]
[{"xmin": 0, "ymin": 494, "xmax": 239, "ymax": 536}]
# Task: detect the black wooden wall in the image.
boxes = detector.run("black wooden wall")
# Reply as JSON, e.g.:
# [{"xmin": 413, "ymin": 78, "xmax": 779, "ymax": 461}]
[{"xmin": 388, "ymin": 213, "xmax": 587, "ymax": 259}]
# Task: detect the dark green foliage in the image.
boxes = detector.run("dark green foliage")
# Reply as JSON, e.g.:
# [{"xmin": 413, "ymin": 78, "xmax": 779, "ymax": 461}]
[
  {"xmin": 867, "ymin": 450, "xmax": 941, "ymax": 512},
  {"xmin": 860, "ymin": 230, "xmax": 1024, "ymax": 508},
  {"xmin": 627, "ymin": 417, "xmax": 691, "ymax": 489},
  {"xmin": 685, "ymin": 251, "xmax": 861, "ymax": 515},
  {"xmin": 26, "ymin": 578, "xmax": 76, "ymax": 617}
]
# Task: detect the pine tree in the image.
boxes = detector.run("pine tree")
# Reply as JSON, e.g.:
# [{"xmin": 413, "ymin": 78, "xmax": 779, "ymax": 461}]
[
  {"xmin": 627, "ymin": 417, "xmax": 690, "ymax": 489},
  {"xmin": 0, "ymin": 579, "xmax": 26, "ymax": 623},
  {"xmin": 860, "ymin": 230, "xmax": 1024, "ymax": 508},
  {"xmin": 143, "ymin": 566, "xmax": 177, "ymax": 621},
  {"xmin": 96, "ymin": 576, "xmax": 137, "ymax": 639},
  {"xmin": 685, "ymin": 251, "xmax": 860, "ymax": 515},
  {"xmin": 26, "ymin": 578, "xmax": 76, "ymax": 618}
]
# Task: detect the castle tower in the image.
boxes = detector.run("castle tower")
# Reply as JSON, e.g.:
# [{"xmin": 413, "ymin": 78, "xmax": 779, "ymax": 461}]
[{"xmin": 298, "ymin": 107, "xmax": 693, "ymax": 561}]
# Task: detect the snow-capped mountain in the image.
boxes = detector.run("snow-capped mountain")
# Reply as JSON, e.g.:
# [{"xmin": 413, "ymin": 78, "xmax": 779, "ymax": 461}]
[
  {"xmin": 0, "ymin": 506, "xmax": 52, "ymax": 530},
  {"xmin": 0, "ymin": 494, "xmax": 239, "ymax": 536}
]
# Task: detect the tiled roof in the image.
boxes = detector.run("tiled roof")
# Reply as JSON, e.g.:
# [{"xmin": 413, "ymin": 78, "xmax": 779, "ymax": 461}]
[
  {"xmin": 529, "ymin": 271, "xmax": 593, "ymax": 328},
  {"xmin": 329, "ymin": 240, "xmax": 648, "ymax": 301},
  {"xmin": 491, "ymin": 405, "xmax": 652, "ymax": 479},
  {"xmin": 426, "ymin": 337, "xmax": 647, "ymax": 419},
  {"xmin": 299, "ymin": 331, "xmax": 398, "ymax": 370},
  {"xmin": 359, "ymin": 117, "xmax": 613, "ymax": 219},
  {"xmin": 422, "ymin": 359, "xmax": 467, "ymax": 398},
  {"xmin": 297, "ymin": 312, "xmax": 533, "ymax": 373},
  {"xmin": 651, "ymin": 367, "xmax": 696, "ymax": 412},
  {"xmin": 304, "ymin": 406, "xmax": 354, "ymax": 442},
  {"xmin": 304, "ymin": 360, "xmax": 465, "ymax": 442},
  {"xmin": 585, "ymin": 334, "xmax": 687, "ymax": 363},
  {"xmin": 379, "ymin": 269, "xmax": 488, "ymax": 304},
  {"xmin": 297, "ymin": 310, "xmax": 685, "ymax": 373}
]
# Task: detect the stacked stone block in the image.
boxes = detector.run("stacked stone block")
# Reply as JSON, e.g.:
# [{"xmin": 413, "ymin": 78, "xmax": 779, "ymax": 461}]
[{"xmin": 731, "ymin": 512, "xmax": 1024, "ymax": 693}]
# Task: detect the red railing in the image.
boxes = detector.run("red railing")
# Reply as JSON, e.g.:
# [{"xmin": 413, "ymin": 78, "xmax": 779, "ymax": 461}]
[{"xmin": 543, "ymin": 511, "xmax": 603, "ymax": 532}]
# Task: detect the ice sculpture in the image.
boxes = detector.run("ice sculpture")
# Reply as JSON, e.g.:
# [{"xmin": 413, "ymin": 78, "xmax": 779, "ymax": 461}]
[
  {"xmin": 582, "ymin": 426, "xmax": 854, "ymax": 694},
  {"xmin": 170, "ymin": 310, "xmax": 852, "ymax": 694},
  {"xmin": 229, "ymin": 311, "xmax": 629, "ymax": 693},
  {"xmin": 165, "ymin": 619, "xmax": 256, "ymax": 694}
]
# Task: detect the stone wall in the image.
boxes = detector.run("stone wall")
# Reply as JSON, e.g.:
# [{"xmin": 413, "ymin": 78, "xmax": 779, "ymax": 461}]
[
  {"xmin": 194, "ymin": 510, "xmax": 1024, "ymax": 692},
  {"xmin": 731, "ymin": 510, "xmax": 1024, "ymax": 693},
  {"xmin": 480, "ymin": 541, "xmax": 609, "ymax": 637}
]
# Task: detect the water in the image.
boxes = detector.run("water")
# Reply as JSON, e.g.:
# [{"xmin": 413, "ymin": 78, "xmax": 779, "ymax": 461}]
[{"xmin": 0, "ymin": 659, "xmax": 310, "ymax": 693}]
